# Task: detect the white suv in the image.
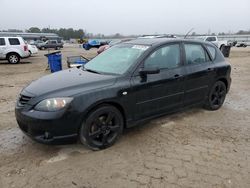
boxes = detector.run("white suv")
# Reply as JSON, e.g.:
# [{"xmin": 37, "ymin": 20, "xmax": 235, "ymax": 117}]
[{"xmin": 0, "ymin": 37, "xmax": 30, "ymax": 64}]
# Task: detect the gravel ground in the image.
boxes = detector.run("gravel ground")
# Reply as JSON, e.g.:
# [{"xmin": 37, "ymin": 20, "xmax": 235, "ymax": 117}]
[{"xmin": 0, "ymin": 45, "xmax": 250, "ymax": 188}]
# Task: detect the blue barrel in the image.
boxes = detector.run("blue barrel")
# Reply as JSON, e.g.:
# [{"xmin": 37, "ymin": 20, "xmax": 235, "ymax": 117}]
[
  {"xmin": 83, "ymin": 43, "xmax": 90, "ymax": 50},
  {"xmin": 47, "ymin": 53, "xmax": 62, "ymax": 73},
  {"xmin": 88, "ymin": 39, "xmax": 100, "ymax": 46}
]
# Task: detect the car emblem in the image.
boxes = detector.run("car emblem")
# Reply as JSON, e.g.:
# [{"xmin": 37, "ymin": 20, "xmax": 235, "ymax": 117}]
[{"xmin": 122, "ymin": 91, "xmax": 128, "ymax": 96}]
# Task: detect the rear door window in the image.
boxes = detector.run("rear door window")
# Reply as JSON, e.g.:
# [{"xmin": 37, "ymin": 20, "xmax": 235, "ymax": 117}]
[
  {"xmin": 8, "ymin": 38, "xmax": 20, "ymax": 45},
  {"xmin": 206, "ymin": 45, "xmax": 216, "ymax": 60},
  {"xmin": 0, "ymin": 38, "xmax": 5, "ymax": 46},
  {"xmin": 184, "ymin": 43, "xmax": 210, "ymax": 64}
]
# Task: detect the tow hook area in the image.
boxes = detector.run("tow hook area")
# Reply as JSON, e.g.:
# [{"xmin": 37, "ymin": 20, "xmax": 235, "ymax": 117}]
[{"xmin": 34, "ymin": 132, "xmax": 54, "ymax": 143}]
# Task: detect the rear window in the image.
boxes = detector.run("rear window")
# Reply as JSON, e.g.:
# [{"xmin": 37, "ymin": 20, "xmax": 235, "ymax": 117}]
[
  {"xmin": 0, "ymin": 38, "xmax": 5, "ymax": 46},
  {"xmin": 8, "ymin": 38, "xmax": 20, "ymax": 45},
  {"xmin": 206, "ymin": 45, "xmax": 216, "ymax": 60}
]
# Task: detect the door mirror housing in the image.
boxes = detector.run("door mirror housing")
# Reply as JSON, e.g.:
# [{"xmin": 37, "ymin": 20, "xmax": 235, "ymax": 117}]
[{"xmin": 139, "ymin": 67, "xmax": 160, "ymax": 76}]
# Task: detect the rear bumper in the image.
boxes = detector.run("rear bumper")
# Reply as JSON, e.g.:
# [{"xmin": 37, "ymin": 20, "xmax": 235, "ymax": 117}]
[
  {"xmin": 21, "ymin": 51, "xmax": 30, "ymax": 58},
  {"xmin": 30, "ymin": 48, "xmax": 38, "ymax": 54}
]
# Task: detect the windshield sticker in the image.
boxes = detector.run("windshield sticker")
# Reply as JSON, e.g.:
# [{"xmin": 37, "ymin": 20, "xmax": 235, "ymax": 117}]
[{"xmin": 132, "ymin": 45, "xmax": 149, "ymax": 50}]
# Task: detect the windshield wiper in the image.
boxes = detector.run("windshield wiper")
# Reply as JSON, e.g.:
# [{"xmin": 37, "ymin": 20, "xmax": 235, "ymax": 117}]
[{"xmin": 83, "ymin": 68, "xmax": 101, "ymax": 74}]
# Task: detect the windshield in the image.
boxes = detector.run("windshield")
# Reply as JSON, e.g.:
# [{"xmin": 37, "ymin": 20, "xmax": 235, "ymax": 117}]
[{"xmin": 84, "ymin": 44, "xmax": 149, "ymax": 75}]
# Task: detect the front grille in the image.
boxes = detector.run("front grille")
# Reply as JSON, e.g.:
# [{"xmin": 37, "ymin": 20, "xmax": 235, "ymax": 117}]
[{"xmin": 18, "ymin": 95, "xmax": 32, "ymax": 106}]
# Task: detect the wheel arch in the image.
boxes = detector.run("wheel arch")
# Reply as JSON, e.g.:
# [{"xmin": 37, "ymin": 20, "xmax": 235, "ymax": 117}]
[
  {"xmin": 217, "ymin": 77, "xmax": 228, "ymax": 90},
  {"xmin": 6, "ymin": 51, "xmax": 21, "ymax": 58},
  {"xmin": 219, "ymin": 44, "xmax": 225, "ymax": 50},
  {"xmin": 81, "ymin": 100, "xmax": 127, "ymax": 128}
]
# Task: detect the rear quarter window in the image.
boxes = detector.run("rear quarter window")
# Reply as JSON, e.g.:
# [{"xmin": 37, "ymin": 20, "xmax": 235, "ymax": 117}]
[
  {"xmin": 206, "ymin": 45, "xmax": 216, "ymax": 60},
  {"xmin": 0, "ymin": 38, "xmax": 5, "ymax": 46},
  {"xmin": 206, "ymin": 37, "xmax": 216, "ymax": 42},
  {"xmin": 8, "ymin": 38, "xmax": 21, "ymax": 45}
]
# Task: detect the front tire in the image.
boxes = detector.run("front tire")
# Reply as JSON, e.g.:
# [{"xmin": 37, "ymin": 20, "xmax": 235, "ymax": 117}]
[
  {"xmin": 204, "ymin": 81, "xmax": 227, "ymax": 110},
  {"xmin": 79, "ymin": 105, "xmax": 124, "ymax": 150},
  {"xmin": 7, "ymin": 53, "xmax": 20, "ymax": 64}
]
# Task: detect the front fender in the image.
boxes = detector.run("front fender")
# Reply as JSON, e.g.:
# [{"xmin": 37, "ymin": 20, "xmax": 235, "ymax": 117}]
[{"xmin": 73, "ymin": 87, "xmax": 122, "ymax": 115}]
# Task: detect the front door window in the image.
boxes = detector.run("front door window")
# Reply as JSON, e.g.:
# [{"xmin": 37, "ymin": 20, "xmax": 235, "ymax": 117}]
[{"xmin": 144, "ymin": 44, "xmax": 181, "ymax": 70}]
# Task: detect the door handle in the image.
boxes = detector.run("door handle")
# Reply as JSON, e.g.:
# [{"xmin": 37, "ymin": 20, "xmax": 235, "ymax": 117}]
[
  {"xmin": 207, "ymin": 68, "xmax": 214, "ymax": 72},
  {"xmin": 173, "ymin": 74, "xmax": 183, "ymax": 79}
]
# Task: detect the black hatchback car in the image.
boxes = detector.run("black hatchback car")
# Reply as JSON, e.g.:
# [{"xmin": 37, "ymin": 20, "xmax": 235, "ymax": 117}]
[{"xmin": 15, "ymin": 38, "xmax": 231, "ymax": 150}]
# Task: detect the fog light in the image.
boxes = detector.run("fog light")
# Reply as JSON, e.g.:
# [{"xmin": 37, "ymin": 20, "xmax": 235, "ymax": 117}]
[{"xmin": 44, "ymin": 132, "xmax": 53, "ymax": 139}]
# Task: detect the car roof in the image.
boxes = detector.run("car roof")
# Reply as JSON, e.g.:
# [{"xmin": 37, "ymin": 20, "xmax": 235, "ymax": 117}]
[
  {"xmin": 0, "ymin": 36, "xmax": 23, "ymax": 39},
  {"xmin": 124, "ymin": 38, "xmax": 211, "ymax": 47},
  {"xmin": 125, "ymin": 38, "xmax": 178, "ymax": 46}
]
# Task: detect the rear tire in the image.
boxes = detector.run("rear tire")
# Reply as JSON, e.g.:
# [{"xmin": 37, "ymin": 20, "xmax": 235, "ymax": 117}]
[
  {"xmin": 7, "ymin": 53, "xmax": 20, "ymax": 64},
  {"xmin": 79, "ymin": 105, "xmax": 124, "ymax": 150},
  {"xmin": 204, "ymin": 81, "xmax": 227, "ymax": 110}
]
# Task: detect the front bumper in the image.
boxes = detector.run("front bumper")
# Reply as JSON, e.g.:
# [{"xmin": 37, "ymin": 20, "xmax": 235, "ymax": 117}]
[
  {"xmin": 15, "ymin": 106, "xmax": 81, "ymax": 144},
  {"xmin": 227, "ymin": 77, "xmax": 232, "ymax": 93}
]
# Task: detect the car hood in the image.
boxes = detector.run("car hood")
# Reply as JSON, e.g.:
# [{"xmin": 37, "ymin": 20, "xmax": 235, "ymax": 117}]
[{"xmin": 23, "ymin": 68, "xmax": 117, "ymax": 97}]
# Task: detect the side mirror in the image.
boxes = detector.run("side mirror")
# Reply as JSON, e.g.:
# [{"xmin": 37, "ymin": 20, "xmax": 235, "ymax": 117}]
[{"xmin": 139, "ymin": 67, "xmax": 160, "ymax": 76}]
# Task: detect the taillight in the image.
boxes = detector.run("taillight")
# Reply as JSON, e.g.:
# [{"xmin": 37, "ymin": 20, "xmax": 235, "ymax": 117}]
[{"xmin": 24, "ymin": 45, "xmax": 28, "ymax": 51}]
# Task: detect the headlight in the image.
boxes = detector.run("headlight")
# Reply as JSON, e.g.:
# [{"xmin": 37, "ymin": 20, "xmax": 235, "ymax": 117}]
[{"xmin": 34, "ymin": 97, "xmax": 73, "ymax": 112}]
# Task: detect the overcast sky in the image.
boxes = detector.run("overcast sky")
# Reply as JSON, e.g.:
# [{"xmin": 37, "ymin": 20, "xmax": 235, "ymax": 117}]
[{"xmin": 0, "ymin": 0, "xmax": 249, "ymax": 35}]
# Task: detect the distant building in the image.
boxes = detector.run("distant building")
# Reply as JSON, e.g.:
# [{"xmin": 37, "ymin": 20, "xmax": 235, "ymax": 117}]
[
  {"xmin": 0, "ymin": 32, "xmax": 62, "ymax": 42},
  {"xmin": 217, "ymin": 34, "xmax": 250, "ymax": 43}
]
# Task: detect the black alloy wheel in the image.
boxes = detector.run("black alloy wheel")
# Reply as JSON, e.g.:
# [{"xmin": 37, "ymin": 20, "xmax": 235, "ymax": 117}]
[
  {"xmin": 79, "ymin": 105, "xmax": 124, "ymax": 150},
  {"xmin": 205, "ymin": 81, "xmax": 227, "ymax": 110}
]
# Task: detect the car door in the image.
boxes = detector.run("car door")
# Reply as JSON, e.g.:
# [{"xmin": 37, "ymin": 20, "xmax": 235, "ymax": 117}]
[
  {"xmin": 51, "ymin": 40, "xmax": 57, "ymax": 48},
  {"xmin": 182, "ymin": 42, "xmax": 216, "ymax": 106},
  {"xmin": 0, "ymin": 38, "xmax": 6, "ymax": 58},
  {"xmin": 130, "ymin": 43, "xmax": 186, "ymax": 120},
  {"xmin": 8, "ymin": 37, "xmax": 21, "ymax": 52}
]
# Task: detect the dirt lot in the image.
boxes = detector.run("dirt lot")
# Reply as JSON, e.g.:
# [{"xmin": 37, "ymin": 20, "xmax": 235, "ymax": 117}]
[{"xmin": 0, "ymin": 45, "xmax": 250, "ymax": 188}]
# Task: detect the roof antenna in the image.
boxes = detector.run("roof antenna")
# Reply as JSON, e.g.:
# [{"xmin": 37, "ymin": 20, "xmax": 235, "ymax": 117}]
[{"xmin": 184, "ymin": 28, "xmax": 194, "ymax": 39}]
